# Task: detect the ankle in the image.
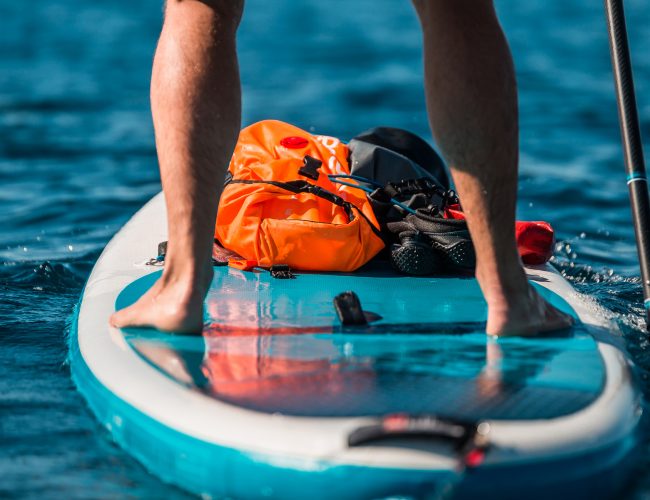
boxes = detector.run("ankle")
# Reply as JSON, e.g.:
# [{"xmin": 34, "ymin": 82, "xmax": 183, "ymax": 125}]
[
  {"xmin": 159, "ymin": 258, "xmax": 213, "ymax": 297},
  {"xmin": 476, "ymin": 262, "xmax": 529, "ymax": 309}
]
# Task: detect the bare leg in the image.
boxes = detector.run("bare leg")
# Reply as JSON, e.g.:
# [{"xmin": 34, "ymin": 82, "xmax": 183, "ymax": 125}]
[
  {"xmin": 412, "ymin": 0, "xmax": 573, "ymax": 335},
  {"xmin": 110, "ymin": 0, "xmax": 243, "ymax": 333}
]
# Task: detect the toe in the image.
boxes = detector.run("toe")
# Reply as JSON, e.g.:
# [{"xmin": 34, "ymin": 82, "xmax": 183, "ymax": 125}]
[
  {"xmin": 110, "ymin": 305, "xmax": 142, "ymax": 329},
  {"xmin": 109, "ymin": 308, "xmax": 127, "ymax": 328},
  {"xmin": 542, "ymin": 307, "xmax": 575, "ymax": 332}
]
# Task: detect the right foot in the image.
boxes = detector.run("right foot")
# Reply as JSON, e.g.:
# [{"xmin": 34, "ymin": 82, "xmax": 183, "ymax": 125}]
[{"xmin": 479, "ymin": 268, "xmax": 574, "ymax": 337}]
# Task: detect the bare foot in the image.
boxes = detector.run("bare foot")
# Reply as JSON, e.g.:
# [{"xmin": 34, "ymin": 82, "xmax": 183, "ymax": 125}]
[
  {"xmin": 110, "ymin": 265, "xmax": 213, "ymax": 334},
  {"xmin": 484, "ymin": 281, "xmax": 574, "ymax": 337},
  {"xmin": 476, "ymin": 261, "xmax": 574, "ymax": 336}
]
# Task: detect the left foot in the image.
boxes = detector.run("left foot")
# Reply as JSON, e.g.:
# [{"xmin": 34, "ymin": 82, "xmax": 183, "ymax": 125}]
[{"xmin": 110, "ymin": 263, "xmax": 213, "ymax": 334}]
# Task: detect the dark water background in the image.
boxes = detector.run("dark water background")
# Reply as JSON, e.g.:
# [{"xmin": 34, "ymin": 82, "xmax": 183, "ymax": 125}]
[{"xmin": 1, "ymin": 0, "xmax": 650, "ymax": 497}]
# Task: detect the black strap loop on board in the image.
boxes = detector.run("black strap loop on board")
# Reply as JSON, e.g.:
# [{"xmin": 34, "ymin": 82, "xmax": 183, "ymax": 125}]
[{"xmin": 333, "ymin": 291, "xmax": 367, "ymax": 326}]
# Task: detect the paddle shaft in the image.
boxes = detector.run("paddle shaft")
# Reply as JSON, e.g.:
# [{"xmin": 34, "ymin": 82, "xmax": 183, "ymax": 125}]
[{"xmin": 604, "ymin": 0, "xmax": 650, "ymax": 329}]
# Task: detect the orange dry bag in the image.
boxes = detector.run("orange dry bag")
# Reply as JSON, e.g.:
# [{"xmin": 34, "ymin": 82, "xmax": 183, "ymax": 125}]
[{"xmin": 215, "ymin": 120, "xmax": 385, "ymax": 272}]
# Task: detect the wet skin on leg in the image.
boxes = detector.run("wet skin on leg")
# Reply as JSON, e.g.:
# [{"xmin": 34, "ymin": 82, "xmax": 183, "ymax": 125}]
[
  {"xmin": 110, "ymin": 0, "xmax": 244, "ymax": 333},
  {"xmin": 412, "ymin": 0, "xmax": 573, "ymax": 336}
]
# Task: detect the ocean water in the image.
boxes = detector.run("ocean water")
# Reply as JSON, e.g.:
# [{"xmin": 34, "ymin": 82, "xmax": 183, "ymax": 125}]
[{"xmin": 1, "ymin": 0, "xmax": 649, "ymax": 497}]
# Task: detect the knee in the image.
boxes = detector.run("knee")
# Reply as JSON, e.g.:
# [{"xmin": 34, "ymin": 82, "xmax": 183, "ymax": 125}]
[{"xmin": 165, "ymin": 0, "xmax": 244, "ymax": 35}]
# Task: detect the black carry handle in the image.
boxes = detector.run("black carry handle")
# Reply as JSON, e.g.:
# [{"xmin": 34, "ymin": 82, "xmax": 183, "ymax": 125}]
[
  {"xmin": 605, "ymin": 0, "xmax": 650, "ymax": 330},
  {"xmin": 347, "ymin": 414, "xmax": 490, "ymax": 468},
  {"xmin": 348, "ymin": 414, "xmax": 472, "ymax": 447}
]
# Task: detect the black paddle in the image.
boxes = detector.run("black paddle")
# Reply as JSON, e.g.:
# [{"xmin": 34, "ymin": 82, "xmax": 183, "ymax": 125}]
[{"xmin": 604, "ymin": 0, "xmax": 650, "ymax": 329}]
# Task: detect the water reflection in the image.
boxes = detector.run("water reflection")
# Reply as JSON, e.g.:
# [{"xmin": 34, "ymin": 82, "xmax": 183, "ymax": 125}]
[
  {"xmin": 127, "ymin": 321, "xmax": 602, "ymax": 421},
  {"xmin": 117, "ymin": 265, "xmax": 601, "ymax": 420}
]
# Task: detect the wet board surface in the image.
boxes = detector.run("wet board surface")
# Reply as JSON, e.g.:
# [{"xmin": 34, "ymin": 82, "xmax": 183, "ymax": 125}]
[{"xmin": 117, "ymin": 263, "xmax": 603, "ymax": 421}]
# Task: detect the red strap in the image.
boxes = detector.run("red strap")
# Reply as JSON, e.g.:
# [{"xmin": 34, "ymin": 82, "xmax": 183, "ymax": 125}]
[{"xmin": 445, "ymin": 205, "xmax": 465, "ymax": 220}]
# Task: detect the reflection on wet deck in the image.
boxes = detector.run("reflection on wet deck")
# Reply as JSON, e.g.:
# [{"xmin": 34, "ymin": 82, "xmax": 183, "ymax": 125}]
[{"xmin": 118, "ymin": 265, "xmax": 604, "ymax": 420}]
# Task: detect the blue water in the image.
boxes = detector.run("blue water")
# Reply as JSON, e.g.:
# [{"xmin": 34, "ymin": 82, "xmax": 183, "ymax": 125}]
[{"xmin": 1, "ymin": 0, "xmax": 649, "ymax": 497}]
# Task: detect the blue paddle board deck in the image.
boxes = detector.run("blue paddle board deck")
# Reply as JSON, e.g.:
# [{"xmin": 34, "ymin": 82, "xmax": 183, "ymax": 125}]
[
  {"xmin": 119, "ymin": 265, "xmax": 603, "ymax": 422},
  {"xmin": 70, "ymin": 193, "xmax": 642, "ymax": 499}
]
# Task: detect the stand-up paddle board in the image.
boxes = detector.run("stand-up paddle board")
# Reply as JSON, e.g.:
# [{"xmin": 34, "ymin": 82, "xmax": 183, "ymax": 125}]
[{"xmin": 70, "ymin": 192, "xmax": 642, "ymax": 499}]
